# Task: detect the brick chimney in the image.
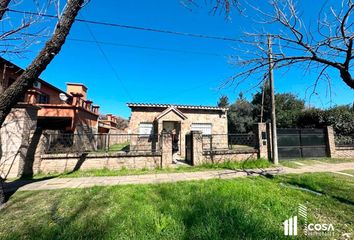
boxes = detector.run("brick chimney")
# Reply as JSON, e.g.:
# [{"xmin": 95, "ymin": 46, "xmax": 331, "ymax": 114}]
[{"xmin": 66, "ymin": 83, "xmax": 88, "ymax": 100}]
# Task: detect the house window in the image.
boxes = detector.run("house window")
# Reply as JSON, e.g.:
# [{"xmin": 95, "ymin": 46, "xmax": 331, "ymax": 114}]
[
  {"xmin": 139, "ymin": 122, "xmax": 153, "ymax": 135},
  {"xmin": 191, "ymin": 123, "xmax": 212, "ymax": 135},
  {"xmin": 37, "ymin": 94, "xmax": 50, "ymax": 104}
]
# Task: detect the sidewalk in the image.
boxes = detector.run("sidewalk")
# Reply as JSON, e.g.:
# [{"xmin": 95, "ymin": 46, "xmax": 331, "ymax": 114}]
[{"xmin": 4, "ymin": 161, "xmax": 354, "ymax": 192}]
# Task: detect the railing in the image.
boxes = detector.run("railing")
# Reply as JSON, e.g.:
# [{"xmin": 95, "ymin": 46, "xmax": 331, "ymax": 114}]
[
  {"xmin": 44, "ymin": 133, "xmax": 161, "ymax": 154},
  {"xmin": 335, "ymin": 134, "xmax": 354, "ymax": 147},
  {"xmin": 202, "ymin": 133, "xmax": 256, "ymax": 151}
]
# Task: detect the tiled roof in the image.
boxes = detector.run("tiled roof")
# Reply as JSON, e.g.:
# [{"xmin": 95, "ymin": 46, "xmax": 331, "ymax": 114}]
[{"xmin": 127, "ymin": 103, "xmax": 228, "ymax": 111}]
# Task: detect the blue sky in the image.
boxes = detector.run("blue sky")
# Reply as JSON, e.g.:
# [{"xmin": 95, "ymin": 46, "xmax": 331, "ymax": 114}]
[{"xmin": 2, "ymin": 0, "xmax": 354, "ymax": 118}]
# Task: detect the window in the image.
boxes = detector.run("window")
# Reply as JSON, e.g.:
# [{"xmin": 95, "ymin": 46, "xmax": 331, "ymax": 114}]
[
  {"xmin": 37, "ymin": 94, "xmax": 50, "ymax": 104},
  {"xmin": 139, "ymin": 122, "xmax": 153, "ymax": 135},
  {"xmin": 191, "ymin": 123, "xmax": 212, "ymax": 135}
]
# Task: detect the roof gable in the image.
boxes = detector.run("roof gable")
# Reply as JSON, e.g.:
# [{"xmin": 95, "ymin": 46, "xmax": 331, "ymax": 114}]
[{"xmin": 156, "ymin": 106, "xmax": 187, "ymax": 121}]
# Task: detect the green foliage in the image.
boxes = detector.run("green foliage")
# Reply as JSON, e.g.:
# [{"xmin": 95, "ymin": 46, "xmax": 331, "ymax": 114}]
[
  {"xmin": 227, "ymin": 88, "xmax": 305, "ymax": 133},
  {"xmin": 251, "ymin": 86, "xmax": 305, "ymax": 127},
  {"xmin": 275, "ymin": 93, "xmax": 305, "ymax": 127},
  {"xmin": 228, "ymin": 93, "xmax": 254, "ymax": 133},
  {"xmin": 217, "ymin": 95, "xmax": 229, "ymax": 108},
  {"xmin": 226, "ymin": 87, "xmax": 351, "ymax": 134},
  {"xmin": 297, "ymin": 105, "xmax": 354, "ymax": 135}
]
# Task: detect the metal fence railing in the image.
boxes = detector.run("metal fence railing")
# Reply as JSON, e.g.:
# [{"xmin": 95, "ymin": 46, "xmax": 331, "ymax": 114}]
[
  {"xmin": 335, "ymin": 134, "xmax": 354, "ymax": 147},
  {"xmin": 202, "ymin": 133, "xmax": 256, "ymax": 151},
  {"xmin": 44, "ymin": 133, "xmax": 161, "ymax": 154}
]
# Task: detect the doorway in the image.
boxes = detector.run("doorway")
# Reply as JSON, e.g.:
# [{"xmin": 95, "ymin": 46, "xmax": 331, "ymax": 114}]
[{"xmin": 162, "ymin": 121, "xmax": 181, "ymax": 156}]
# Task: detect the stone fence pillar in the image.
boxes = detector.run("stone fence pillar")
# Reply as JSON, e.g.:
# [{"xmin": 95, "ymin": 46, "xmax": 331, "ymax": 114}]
[
  {"xmin": 191, "ymin": 131, "xmax": 203, "ymax": 166},
  {"xmin": 254, "ymin": 123, "xmax": 272, "ymax": 160},
  {"xmin": 0, "ymin": 105, "xmax": 39, "ymax": 178},
  {"xmin": 161, "ymin": 133, "xmax": 172, "ymax": 168},
  {"xmin": 326, "ymin": 126, "xmax": 336, "ymax": 158}
]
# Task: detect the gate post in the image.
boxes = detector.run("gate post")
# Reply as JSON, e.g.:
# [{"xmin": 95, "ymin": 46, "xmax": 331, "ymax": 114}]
[
  {"xmin": 161, "ymin": 133, "xmax": 172, "ymax": 168},
  {"xmin": 191, "ymin": 131, "xmax": 203, "ymax": 166},
  {"xmin": 326, "ymin": 126, "xmax": 336, "ymax": 158},
  {"xmin": 255, "ymin": 123, "xmax": 269, "ymax": 160}
]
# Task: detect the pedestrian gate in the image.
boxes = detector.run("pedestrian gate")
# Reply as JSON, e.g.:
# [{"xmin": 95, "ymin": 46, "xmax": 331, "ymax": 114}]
[{"xmin": 277, "ymin": 128, "xmax": 328, "ymax": 159}]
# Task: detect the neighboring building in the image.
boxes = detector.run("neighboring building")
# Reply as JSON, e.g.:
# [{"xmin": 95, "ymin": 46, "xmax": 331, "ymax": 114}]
[
  {"xmin": 0, "ymin": 57, "xmax": 100, "ymax": 133},
  {"xmin": 127, "ymin": 103, "xmax": 228, "ymax": 158},
  {"xmin": 98, "ymin": 114, "xmax": 128, "ymax": 134},
  {"xmin": 0, "ymin": 57, "xmax": 100, "ymax": 178}
]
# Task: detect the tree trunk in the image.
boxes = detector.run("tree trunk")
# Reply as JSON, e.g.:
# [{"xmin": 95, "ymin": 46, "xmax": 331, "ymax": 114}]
[
  {"xmin": 340, "ymin": 68, "xmax": 354, "ymax": 90},
  {"xmin": 0, "ymin": 0, "xmax": 11, "ymax": 20},
  {"xmin": 0, "ymin": 0, "xmax": 85, "ymax": 205}
]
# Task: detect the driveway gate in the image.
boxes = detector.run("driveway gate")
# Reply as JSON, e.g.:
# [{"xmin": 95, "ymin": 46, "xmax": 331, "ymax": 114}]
[{"xmin": 277, "ymin": 128, "xmax": 328, "ymax": 159}]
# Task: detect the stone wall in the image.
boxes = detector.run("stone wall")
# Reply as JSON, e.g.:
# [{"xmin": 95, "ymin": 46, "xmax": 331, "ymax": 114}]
[
  {"xmin": 202, "ymin": 149, "xmax": 258, "ymax": 164},
  {"xmin": 327, "ymin": 126, "xmax": 354, "ymax": 158},
  {"xmin": 39, "ymin": 152, "xmax": 162, "ymax": 174},
  {"xmin": 333, "ymin": 147, "xmax": 354, "ymax": 158}
]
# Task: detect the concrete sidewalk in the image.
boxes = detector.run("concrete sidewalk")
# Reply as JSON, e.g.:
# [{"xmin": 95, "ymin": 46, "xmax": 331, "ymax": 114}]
[{"xmin": 4, "ymin": 161, "xmax": 354, "ymax": 192}]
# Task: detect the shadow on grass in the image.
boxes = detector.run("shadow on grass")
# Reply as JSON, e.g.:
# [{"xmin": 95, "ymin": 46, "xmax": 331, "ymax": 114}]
[
  {"xmin": 2, "ymin": 175, "xmax": 59, "ymax": 203},
  {"xmin": 280, "ymin": 180, "xmax": 354, "ymax": 206},
  {"xmin": 2, "ymin": 188, "xmax": 116, "ymax": 240}
]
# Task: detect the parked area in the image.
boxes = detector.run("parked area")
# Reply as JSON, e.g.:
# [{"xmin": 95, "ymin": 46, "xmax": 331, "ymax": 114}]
[{"xmin": 1, "ymin": 171, "xmax": 353, "ymax": 239}]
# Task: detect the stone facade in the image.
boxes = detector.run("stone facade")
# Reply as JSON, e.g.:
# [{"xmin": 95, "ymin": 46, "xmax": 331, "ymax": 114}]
[
  {"xmin": 39, "ymin": 152, "xmax": 162, "ymax": 174},
  {"xmin": 332, "ymin": 147, "xmax": 354, "ymax": 158},
  {"xmin": 202, "ymin": 150, "xmax": 258, "ymax": 164},
  {"xmin": 128, "ymin": 104, "xmax": 228, "ymax": 159}
]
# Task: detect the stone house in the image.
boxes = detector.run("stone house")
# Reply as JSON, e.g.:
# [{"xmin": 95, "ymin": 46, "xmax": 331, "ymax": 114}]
[{"xmin": 127, "ymin": 103, "xmax": 228, "ymax": 159}]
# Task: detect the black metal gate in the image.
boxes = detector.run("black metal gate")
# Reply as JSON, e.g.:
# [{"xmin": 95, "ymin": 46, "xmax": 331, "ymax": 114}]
[{"xmin": 277, "ymin": 128, "xmax": 328, "ymax": 159}]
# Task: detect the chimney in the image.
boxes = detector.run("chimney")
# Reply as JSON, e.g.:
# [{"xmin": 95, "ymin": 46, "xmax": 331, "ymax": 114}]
[
  {"xmin": 86, "ymin": 100, "xmax": 93, "ymax": 111},
  {"xmin": 92, "ymin": 105, "xmax": 100, "ymax": 114},
  {"xmin": 66, "ymin": 83, "xmax": 88, "ymax": 100},
  {"xmin": 107, "ymin": 114, "xmax": 112, "ymax": 121}
]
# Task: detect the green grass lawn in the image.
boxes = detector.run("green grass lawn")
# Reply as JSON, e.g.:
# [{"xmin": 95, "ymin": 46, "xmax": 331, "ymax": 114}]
[
  {"xmin": 280, "ymin": 157, "xmax": 354, "ymax": 168},
  {"xmin": 31, "ymin": 159, "xmax": 272, "ymax": 179},
  {"xmin": 340, "ymin": 169, "xmax": 354, "ymax": 175},
  {"xmin": 96, "ymin": 142, "xmax": 130, "ymax": 152},
  {"xmin": 1, "ymin": 172, "xmax": 353, "ymax": 239},
  {"xmin": 108, "ymin": 142, "xmax": 130, "ymax": 151}
]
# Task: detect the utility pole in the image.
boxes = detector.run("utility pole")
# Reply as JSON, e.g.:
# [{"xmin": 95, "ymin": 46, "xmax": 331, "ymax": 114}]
[
  {"xmin": 267, "ymin": 35, "xmax": 279, "ymax": 164},
  {"xmin": 260, "ymin": 80, "xmax": 266, "ymax": 123}
]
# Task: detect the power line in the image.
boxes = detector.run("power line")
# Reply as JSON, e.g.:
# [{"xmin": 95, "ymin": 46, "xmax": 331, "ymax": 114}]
[
  {"xmin": 69, "ymin": 38, "xmax": 227, "ymax": 57},
  {"xmin": 83, "ymin": 21, "xmax": 133, "ymax": 100},
  {"xmin": 7, "ymin": 8, "xmax": 241, "ymax": 43},
  {"xmin": 10, "ymin": 32, "xmax": 228, "ymax": 57}
]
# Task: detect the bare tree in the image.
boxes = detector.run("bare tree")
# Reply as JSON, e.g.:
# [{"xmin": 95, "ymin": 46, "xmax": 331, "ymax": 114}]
[
  {"xmin": 0, "ymin": 0, "xmax": 86, "ymax": 205},
  {"xmin": 226, "ymin": 0, "xmax": 354, "ymax": 93},
  {"xmin": 0, "ymin": 1, "xmax": 60, "ymax": 94},
  {"xmin": 181, "ymin": 0, "xmax": 240, "ymax": 16}
]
